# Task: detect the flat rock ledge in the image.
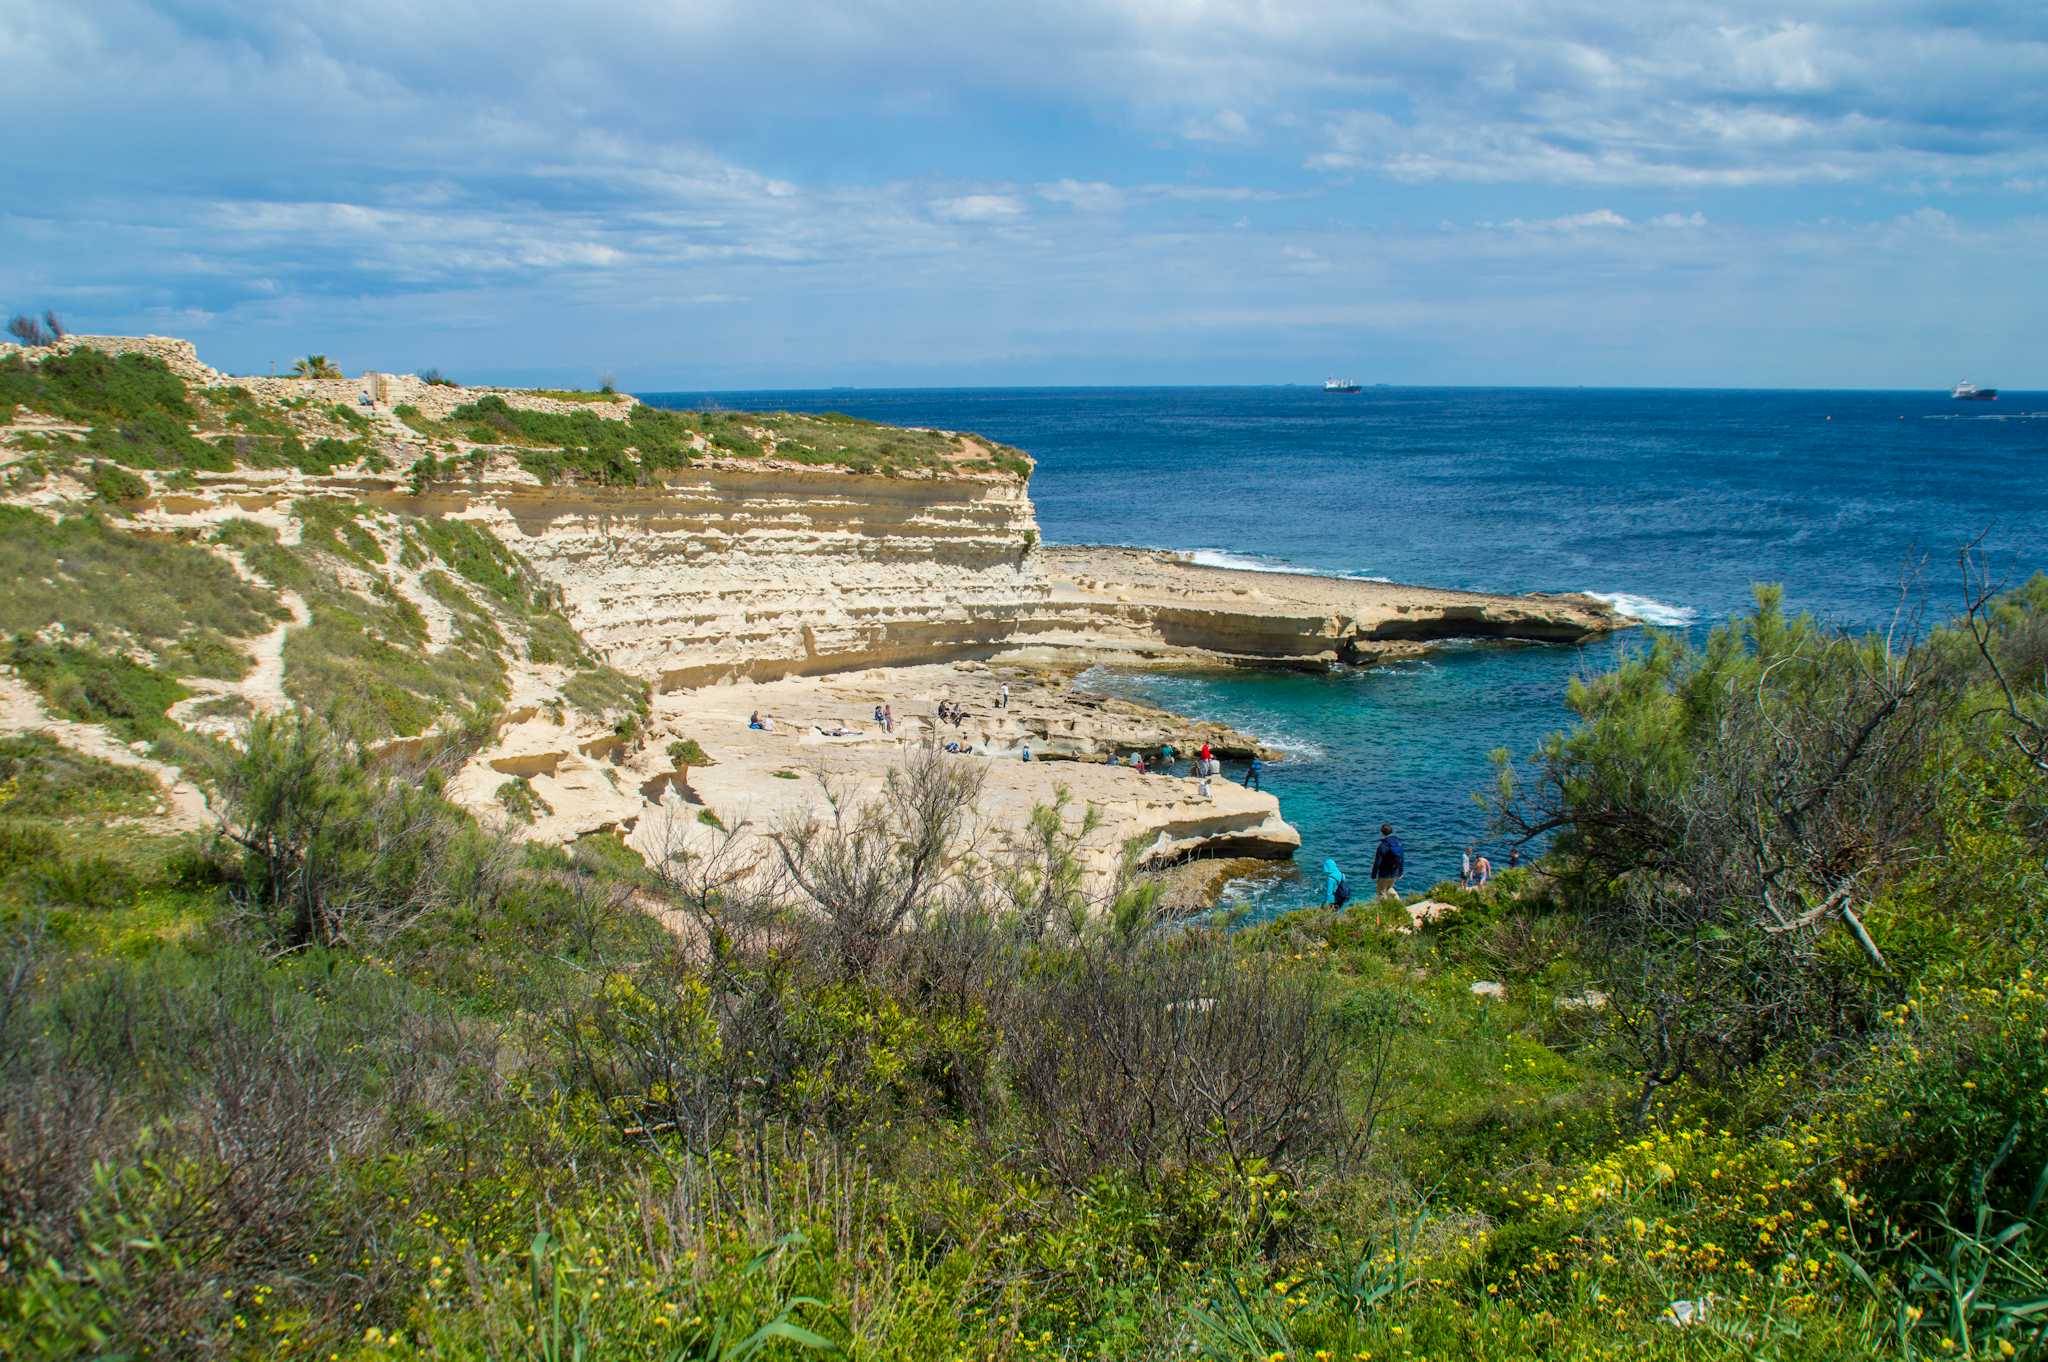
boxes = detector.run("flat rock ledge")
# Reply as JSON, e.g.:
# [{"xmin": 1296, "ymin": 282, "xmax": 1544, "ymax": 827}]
[{"xmin": 1019, "ymin": 546, "xmax": 1624, "ymax": 670}]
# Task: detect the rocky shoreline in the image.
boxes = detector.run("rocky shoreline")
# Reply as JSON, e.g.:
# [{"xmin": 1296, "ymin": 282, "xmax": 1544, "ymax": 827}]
[{"xmin": 1023, "ymin": 544, "xmax": 1622, "ymax": 670}]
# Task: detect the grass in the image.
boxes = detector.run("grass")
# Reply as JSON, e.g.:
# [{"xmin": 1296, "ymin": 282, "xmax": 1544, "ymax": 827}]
[
  {"xmin": 5, "ymin": 637, "xmax": 187, "ymax": 743},
  {"xmin": 562, "ymin": 663, "xmax": 649, "ymax": 722},
  {"xmin": 216, "ymin": 515, "xmax": 508, "ymax": 742},
  {"xmin": 0, "ymin": 733, "xmax": 162, "ymax": 820},
  {"xmin": 528, "ymin": 389, "xmax": 629, "ymax": 404},
  {"xmin": 0, "ymin": 505, "xmax": 283, "ymax": 678}
]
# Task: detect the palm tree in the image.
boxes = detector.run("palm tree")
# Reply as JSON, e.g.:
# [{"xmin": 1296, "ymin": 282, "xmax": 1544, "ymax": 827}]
[{"xmin": 291, "ymin": 354, "xmax": 343, "ymax": 379}]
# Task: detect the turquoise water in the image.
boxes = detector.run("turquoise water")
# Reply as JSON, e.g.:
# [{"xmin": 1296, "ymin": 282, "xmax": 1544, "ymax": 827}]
[{"xmin": 644, "ymin": 386, "xmax": 2048, "ymax": 914}]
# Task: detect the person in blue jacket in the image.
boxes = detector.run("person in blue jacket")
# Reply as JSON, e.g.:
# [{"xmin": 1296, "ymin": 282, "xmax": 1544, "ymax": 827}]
[
  {"xmin": 1371, "ymin": 823, "xmax": 1405, "ymax": 898},
  {"xmin": 1323, "ymin": 857, "xmax": 1350, "ymax": 908},
  {"xmin": 1244, "ymin": 754, "xmax": 1264, "ymax": 791}
]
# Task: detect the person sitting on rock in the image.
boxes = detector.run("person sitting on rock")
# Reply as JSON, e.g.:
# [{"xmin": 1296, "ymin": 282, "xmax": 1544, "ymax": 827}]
[{"xmin": 748, "ymin": 711, "xmax": 766, "ymax": 730}]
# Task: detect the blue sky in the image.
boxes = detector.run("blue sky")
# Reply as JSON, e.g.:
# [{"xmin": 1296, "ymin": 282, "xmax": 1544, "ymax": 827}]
[{"xmin": 4, "ymin": 1, "xmax": 2045, "ymax": 388}]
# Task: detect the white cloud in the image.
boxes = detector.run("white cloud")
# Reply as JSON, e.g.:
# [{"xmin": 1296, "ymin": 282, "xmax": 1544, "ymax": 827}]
[
  {"xmin": 1482, "ymin": 208, "xmax": 1632, "ymax": 233},
  {"xmin": 1038, "ymin": 179, "xmax": 1124, "ymax": 213},
  {"xmin": 930, "ymin": 193, "xmax": 1026, "ymax": 223}
]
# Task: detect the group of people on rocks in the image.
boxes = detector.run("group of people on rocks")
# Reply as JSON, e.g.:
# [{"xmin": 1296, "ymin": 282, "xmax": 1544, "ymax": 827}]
[{"xmin": 1321, "ymin": 826, "xmax": 1523, "ymax": 906}]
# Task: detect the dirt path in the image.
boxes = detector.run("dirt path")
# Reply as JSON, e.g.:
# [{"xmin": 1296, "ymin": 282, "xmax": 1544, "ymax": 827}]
[{"xmin": 240, "ymin": 589, "xmax": 307, "ymax": 715}]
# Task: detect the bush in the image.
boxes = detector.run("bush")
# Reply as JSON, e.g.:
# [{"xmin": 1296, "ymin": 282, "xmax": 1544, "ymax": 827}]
[
  {"xmin": 216, "ymin": 714, "xmax": 512, "ymax": 949},
  {"xmin": 1006, "ymin": 936, "xmax": 1351, "ymax": 1187},
  {"xmin": 1495, "ymin": 588, "xmax": 1964, "ymax": 1107},
  {"xmin": 86, "ymin": 461, "xmax": 148, "ymax": 503}
]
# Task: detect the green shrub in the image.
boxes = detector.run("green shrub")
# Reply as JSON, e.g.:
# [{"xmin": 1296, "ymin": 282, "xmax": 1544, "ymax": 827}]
[
  {"xmin": 0, "ymin": 347, "xmax": 192, "ymax": 425},
  {"xmin": 86, "ymin": 461, "xmax": 148, "ymax": 503}
]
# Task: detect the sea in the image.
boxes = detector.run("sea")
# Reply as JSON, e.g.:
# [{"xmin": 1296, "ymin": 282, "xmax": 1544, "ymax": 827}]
[{"xmin": 641, "ymin": 385, "xmax": 2048, "ymax": 919}]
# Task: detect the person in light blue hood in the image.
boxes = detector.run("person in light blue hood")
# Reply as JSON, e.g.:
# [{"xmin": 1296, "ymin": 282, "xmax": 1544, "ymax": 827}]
[{"xmin": 1323, "ymin": 858, "xmax": 1350, "ymax": 908}]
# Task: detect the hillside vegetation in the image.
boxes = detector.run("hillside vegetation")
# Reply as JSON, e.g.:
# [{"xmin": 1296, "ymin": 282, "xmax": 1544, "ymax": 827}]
[
  {"xmin": 0, "ymin": 342, "xmax": 2041, "ymax": 1360},
  {"xmin": 1, "ymin": 340, "xmax": 1028, "ymax": 493}
]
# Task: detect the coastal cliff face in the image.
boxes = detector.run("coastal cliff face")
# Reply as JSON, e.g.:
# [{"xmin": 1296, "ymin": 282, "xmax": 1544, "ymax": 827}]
[{"xmin": 451, "ymin": 469, "xmax": 1045, "ymax": 689}]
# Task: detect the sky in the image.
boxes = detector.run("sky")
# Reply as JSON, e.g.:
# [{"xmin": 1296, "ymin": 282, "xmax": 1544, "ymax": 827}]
[{"xmin": 3, "ymin": 1, "xmax": 2046, "ymax": 389}]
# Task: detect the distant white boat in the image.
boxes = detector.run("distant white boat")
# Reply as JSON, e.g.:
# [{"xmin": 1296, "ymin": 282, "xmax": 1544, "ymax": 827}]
[
  {"xmin": 1952, "ymin": 381, "xmax": 1998, "ymax": 401},
  {"xmin": 1323, "ymin": 377, "xmax": 1362, "ymax": 393}
]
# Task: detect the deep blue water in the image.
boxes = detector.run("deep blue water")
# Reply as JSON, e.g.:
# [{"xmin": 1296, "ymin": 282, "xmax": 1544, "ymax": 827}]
[{"xmin": 643, "ymin": 386, "xmax": 2048, "ymax": 914}]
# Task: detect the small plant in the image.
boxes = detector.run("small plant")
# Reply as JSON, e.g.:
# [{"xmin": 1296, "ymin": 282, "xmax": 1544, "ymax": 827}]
[
  {"xmin": 496, "ymin": 777, "xmax": 552, "ymax": 825},
  {"xmin": 420, "ymin": 367, "xmax": 456, "ymax": 387},
  {"xmin": 668, "ymin": 738, "xmax": 713, "ymax": 775},
  {"xmin": 406, "ymin": 454, "xmax": 439, "ymax": 495},
  {"xmin": 598, "ymin": 372, "xmax": 617, "ymax": 396},
  {"xmin": 87, "ymin": 461, "xmax": 149, "ymax": 503},
  {"xmin": 697, "ymin": 807, "xmax": 724, "ymax": 829},
  {"xmin": 771, "ymin": 769, "xmax": 800, "ymax": 780}
]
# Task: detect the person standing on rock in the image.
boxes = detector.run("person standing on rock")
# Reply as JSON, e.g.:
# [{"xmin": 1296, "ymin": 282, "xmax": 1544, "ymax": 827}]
[
  {"xmin": 1472, "ymin": 851, "xmax": 1492, "ymax": 887},
  {"xmin": 1000, "ymin": 682, "xmax": 1010, "ymax": 709},
  {"xmin": 1323, "ymin": 857, "xmax": 1350, "ymax": 908},
  {"xmin": 1506, "ymin": 847, "xmax": 1521, "ymax": 870},
  {"xmin": 1244, "ymin": 755, "xmax": 1264, "ymax": 791},
  {"xmin": 1371, "ymin": 824, "xmax": 1405, "ymax": 899}
]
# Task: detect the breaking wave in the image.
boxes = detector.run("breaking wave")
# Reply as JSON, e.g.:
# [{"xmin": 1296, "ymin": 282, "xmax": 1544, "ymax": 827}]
[
  {"xmin": 1184, "ymin": 548, "xmax": 1392, "ymax": 583},
  {"xmin": 1586, "ymin": 591, "xmax": 1699, "ymax": 628}
]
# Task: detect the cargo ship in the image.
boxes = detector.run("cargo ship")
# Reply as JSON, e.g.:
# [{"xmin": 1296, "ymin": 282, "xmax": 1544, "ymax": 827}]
[
  {"xmin": 1952, "ymin": 381, "xmax": 1998, "ymax": 401},
  {"xmin": 1323, "ymin": 378, "xmax": 1362, "ymax": 393}
]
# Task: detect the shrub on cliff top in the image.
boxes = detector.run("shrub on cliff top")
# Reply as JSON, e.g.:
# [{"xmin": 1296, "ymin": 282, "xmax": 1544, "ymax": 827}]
[
  {"xmin": 448, "ymin": 394, "xmax": 696, "ymax": 486},
  {"xmin": 0, "ymin": 346, "xmax": 192, "ymax": 425}
]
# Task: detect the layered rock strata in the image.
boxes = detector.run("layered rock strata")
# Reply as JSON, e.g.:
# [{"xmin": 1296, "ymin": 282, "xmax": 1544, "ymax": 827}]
[
  {"xmin": 455, "ymin": 470, "xmax": 1044, "ymax": 689},
  {"xmin": 1020, "ymin": 546, "xmax": 1618, "ymax": 669}
]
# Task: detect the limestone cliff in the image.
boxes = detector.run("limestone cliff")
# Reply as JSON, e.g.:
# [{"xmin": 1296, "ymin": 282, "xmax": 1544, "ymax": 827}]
[{"xmin": 450, "ymin": 469, "xmax": 1043, "ymax": 689}]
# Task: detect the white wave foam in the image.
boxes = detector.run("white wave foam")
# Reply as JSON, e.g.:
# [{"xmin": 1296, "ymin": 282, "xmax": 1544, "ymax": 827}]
[
  {"xmin": 1187, "ymin": 548, "xmax": 1314, "ymax": 574},
  {"xmin": 1587, "ymin": 591, "xmax": 1698, "ymax": 628},
  {"xmin": 1250, "ymin": 730, "xmax": 1327, "ymax": 762},
  {"xmin": 1185, "ymin": 548, "xmax": 1392, "ymax": 583}
]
